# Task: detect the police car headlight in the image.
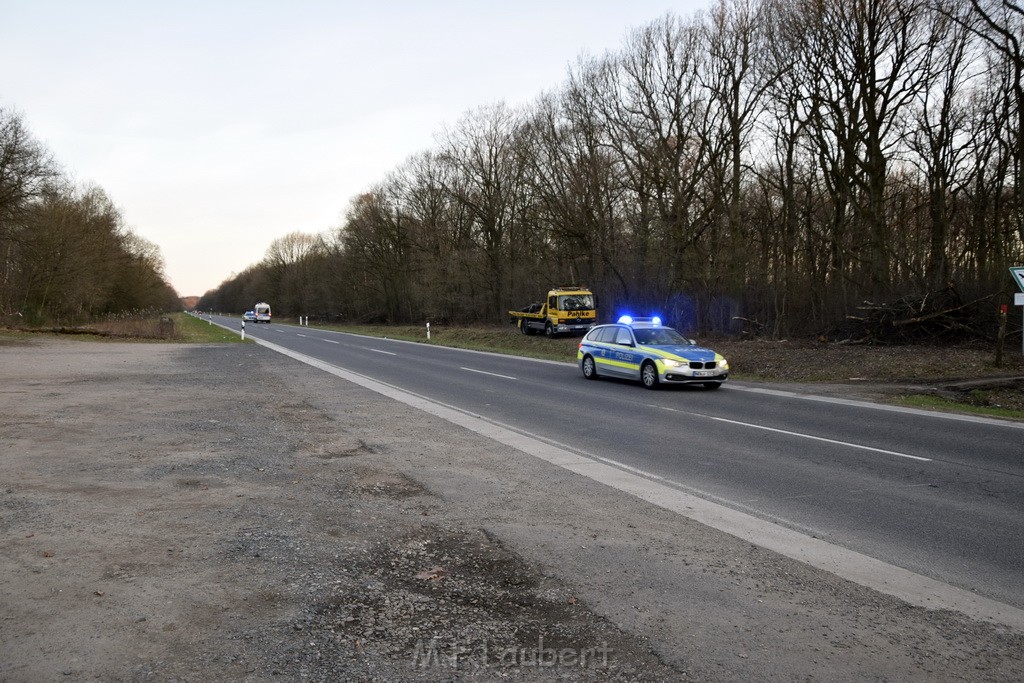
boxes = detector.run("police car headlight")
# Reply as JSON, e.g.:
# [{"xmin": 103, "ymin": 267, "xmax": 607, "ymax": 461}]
[
  {"xmin": 662, "ymin": 358, "xmax": 684, "ymax": 368},
  {"xmin": 718, "ymin": 359, "xmax": 729, "ymax": 369}
]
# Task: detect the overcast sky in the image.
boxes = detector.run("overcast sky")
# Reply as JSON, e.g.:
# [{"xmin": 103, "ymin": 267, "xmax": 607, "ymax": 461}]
[{"xmin": 1, "ymin": 0, "xmax": 711, "ymax": 297}]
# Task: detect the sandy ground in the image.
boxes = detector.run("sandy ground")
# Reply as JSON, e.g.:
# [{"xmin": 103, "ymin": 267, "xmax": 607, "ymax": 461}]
[{"xmin": 2, "ymin": 338, "xmax": 1023, "ymax": 681}]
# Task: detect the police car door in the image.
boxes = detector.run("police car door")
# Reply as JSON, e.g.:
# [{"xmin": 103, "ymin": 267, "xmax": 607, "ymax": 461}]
[{"xmin": 609, "ymin": 325, "xmax": 640, "ymax": 378}]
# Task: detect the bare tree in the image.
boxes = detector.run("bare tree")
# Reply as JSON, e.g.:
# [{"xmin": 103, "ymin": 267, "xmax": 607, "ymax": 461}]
[
  {"xmin": 264, "ymin": 231, "xmax": 323, "ymax": 268},
  {"xmin": 337, "ymin": 187, "xmax": 415, "ymax": 323},
  {"xmin": 701, "ymin": 0, "xmax": 775, "ymax": 284},
  {"xmin": 589, "ymin": 13, "xmax": 727, "ymax": 315},
  {"xmin": 437, "ymin": 102, "xmax": 529, "ymax": 319},
  {"xmin": 0, "ymin": 108, "xmax": 59, "ymax": 315},
  {"xmin": 787, "ymin": 0, "xmax": 932, "ymax": 299},
  {"xmin": 523, "ymin": 88, "xmax": 628, "ymax": 302},
  {"xmin": 906, "ymin": 2, "xmax": 981, "ymax": 289},
  {"xmin": 18, "ymin": 185, "xmax": 126, "ymax": 321},
  {"xmin": 967, "ymin": 0, "xmax": 1024, "ymax": 245}
]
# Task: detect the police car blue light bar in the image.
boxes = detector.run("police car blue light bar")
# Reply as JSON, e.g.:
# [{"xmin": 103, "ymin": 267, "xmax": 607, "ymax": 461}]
[{"xmin": 617, "ymin": 315, "xmax": 663, "ymax": 326}]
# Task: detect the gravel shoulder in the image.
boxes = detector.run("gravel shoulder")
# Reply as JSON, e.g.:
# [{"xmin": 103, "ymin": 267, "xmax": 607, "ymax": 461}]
[{"xmin": 2, "ymin": 338, "xmax": 1023, "ymax": 681}]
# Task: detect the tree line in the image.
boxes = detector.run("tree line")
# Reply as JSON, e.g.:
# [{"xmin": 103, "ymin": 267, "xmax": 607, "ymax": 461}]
[
  {"xmin": 0, "ymin": 108, "xmax": 180, "ymax": 325},
  {"xmin": 202, "ymin": 0, "xmax": 1023, "ymax": 340}
]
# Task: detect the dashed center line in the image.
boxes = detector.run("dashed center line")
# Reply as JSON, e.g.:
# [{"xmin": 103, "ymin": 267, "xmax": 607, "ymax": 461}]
[
  {"xmin": 650, "ymin": 404, "xmax": 931, "ymax": 462},
  {"xmin": 368, "ymin": 348, "xmax": 397, "ymax": 356},
  {"xmin": 461, "ymin": 367, "xmax": 517, "ymax": 380}
]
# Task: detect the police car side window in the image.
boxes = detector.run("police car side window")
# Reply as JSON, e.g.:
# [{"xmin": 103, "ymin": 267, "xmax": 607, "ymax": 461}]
[
  {"xmin": 614, "ymin": 328, "xmax": 633, "ymax": 345},
  {"xmin": 599, "ymin": 327, "xmax": 618, "ymax": 343}
]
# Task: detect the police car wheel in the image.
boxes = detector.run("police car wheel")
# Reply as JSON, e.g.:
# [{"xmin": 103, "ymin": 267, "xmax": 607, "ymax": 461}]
[
  {"xmin": 641, "ymin": 362, "xmax": 659, "ymax": 389},
  {"xmin": 582, "ymin": 355, "xmax": 598, "ymax": 379}
]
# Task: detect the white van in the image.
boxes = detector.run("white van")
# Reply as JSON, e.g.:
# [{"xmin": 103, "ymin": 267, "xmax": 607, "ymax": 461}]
[{"xmin": 254, "ymin": 302, "xmax": 272, "ymax": 323}]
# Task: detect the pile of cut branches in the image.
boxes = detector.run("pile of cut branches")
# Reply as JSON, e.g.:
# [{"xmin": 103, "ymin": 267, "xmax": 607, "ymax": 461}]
[{"xmin": 828, "ymin": 287, "xmax": 997, "ymax": 345}]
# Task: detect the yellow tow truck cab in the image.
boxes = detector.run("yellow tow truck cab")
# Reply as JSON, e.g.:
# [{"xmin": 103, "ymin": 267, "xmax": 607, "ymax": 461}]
[{"xmin": 508, "ymin": 287, "xmax": 597, "ymax": 337}]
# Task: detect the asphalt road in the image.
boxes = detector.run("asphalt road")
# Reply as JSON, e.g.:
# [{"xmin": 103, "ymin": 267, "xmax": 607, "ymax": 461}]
[{"xmin": 218, "ymin": 316, "xmax": 1024, "ymax": 610}]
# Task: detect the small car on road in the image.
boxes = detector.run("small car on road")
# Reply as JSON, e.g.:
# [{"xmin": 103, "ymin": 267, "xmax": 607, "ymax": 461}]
[
  {"xmin": 578, "ymin": 317, "xmax": 729, "ymax": 389},
  {"xmin": 243, "ymin": 311, "xmax": 256, "ymax": 322}
]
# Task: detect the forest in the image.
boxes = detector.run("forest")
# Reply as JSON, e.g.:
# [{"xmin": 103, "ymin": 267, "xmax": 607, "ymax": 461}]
[
  {"xmin": 87, "ymin": 1, "xmax": 1024, "ymax": 341},
  {"xmin": 0, "ymin": 110, "xmax": 180, "ymax": 325}
]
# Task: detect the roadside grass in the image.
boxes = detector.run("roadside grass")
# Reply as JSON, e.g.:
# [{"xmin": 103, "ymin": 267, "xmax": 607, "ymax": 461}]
[
  {"xmin": 894, "ymin": 393, "xmax": 1024, "ymax": 421},
  {"xmin": 176, "ymin": 313, "xmax": 246, "ymax": 343},
  {"xmin": 315, "ymin": 323, "xmax": 579, "ymax": 362},
  {"xmin": 89, "ymin": 313, "xmax": 179, "ymax": 340},
  {"xmin": 1, "ymin": 313, "xmax": 244, "ymax": 344},
  {"xmin": 0, "ymin": 329, "xmax": 37, "ymax": 346}
]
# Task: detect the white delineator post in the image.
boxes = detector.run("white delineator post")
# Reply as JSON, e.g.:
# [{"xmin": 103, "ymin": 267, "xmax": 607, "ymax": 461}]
[
  {"xmin": 241, "ymin": 320, "xmax": 245, "ymax": 341},
  {"xmin": 426, "ymin": 322, "xmax": 430, "ymax": 340}
]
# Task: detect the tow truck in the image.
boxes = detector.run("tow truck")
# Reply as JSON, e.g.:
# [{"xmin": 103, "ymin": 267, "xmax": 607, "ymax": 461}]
[{"xmin": 508, "ymin": 286, "xmax": 597, "ymax": 337}]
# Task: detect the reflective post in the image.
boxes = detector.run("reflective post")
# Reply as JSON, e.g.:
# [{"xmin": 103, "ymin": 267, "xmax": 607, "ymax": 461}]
[{"xmin": 241, "ymin": 320, "xmax": 245, "ymax": 341}]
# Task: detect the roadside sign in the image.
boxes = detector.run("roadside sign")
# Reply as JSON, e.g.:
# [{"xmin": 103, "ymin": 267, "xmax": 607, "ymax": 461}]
[
  {"xmin": 1015, "ymin": 287, "xmax": 1024, "ymax": 357},
  {"xmin": 1011, "ymin": 267, "xmax": 1024, "ymax": 292}
]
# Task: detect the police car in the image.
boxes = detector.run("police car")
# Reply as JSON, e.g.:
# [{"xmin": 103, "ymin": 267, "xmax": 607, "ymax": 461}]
[{"xmin": 577, "ymin": 316, "xmax": 729, "ymax": 389}]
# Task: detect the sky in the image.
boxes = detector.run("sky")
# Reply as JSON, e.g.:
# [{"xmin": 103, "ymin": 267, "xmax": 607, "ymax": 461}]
[{"xmin": 1, "ymin": 0, "xmax": 712, "ymax": 297}]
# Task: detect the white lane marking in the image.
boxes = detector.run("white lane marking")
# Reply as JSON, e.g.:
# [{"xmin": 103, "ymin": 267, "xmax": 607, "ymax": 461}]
[
  {"xmin": 461, "ymin": 367, "xmax": 517, "ymax": 380},
  {"xmin": 321, "ymin": 339, "xmax": 340, "ymax": 344},
  {"xmin": 297, "ymin": 334, "xmax": 308, "ymax": 338},
  {"xmin": 708, "ymin": 413, "xmax": 933, "ymax": 462},
  {"xmin": 731, "ymin": 384, "xmax": 1024, "ymax": 429},
  {"xmin": 238, "ymin": 335, "xmax": 1024, "ymax": 631},
  {"xmin": 650, "ymin": 404, "xmax": 931, "ymax": 462},
  {"xmin": 368, "ymin": 348, "xmax": 397, "ymax": 356}
]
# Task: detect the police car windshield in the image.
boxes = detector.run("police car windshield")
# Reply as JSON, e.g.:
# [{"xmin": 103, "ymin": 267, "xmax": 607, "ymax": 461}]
[{"xmin": 633, "ymin": 328, "xmax": 690, "ymax": 346}]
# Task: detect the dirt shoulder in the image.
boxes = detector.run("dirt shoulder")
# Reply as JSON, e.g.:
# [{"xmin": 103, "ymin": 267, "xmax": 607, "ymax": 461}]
[{"xmin": 2, "ymin": 338, "xmax": 1022, "ymax": 681}]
